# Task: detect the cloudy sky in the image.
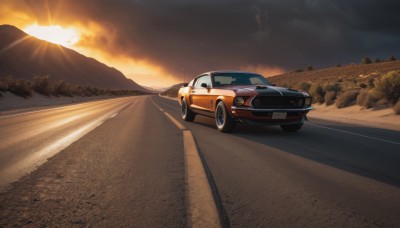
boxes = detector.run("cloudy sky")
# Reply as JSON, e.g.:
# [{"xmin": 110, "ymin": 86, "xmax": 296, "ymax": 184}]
[{"xmin": 1, "ymin": 0, "xmax": 399, "ymax": 87}]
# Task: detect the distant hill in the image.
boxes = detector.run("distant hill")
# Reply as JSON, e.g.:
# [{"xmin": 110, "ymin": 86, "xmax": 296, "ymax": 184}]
[
  {"xmin": 268, "ymin": 60, "xmax": 400, "ymax": 87},
  {"xmin": 161, "ymin": 83, "xmax": 186, "ymax": 98},
  {"xmin": 0, "ymin": 24, "xmax": 149, "ymax": 92}
]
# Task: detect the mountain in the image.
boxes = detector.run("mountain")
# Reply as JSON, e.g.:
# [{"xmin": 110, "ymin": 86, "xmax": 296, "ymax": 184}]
[
  {"xmin": 0, "ymin": 25, "xmax": 149, "ymax": 91},
  {"xmin": 161, "ymin": 83, "xmax": 186, "ymax": 97}
]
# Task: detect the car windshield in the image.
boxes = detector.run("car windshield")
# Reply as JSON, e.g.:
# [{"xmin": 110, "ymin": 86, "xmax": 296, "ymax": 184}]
[{"xmin": 212, "ymin": 73, "xmax": 271, "ymax": 87}]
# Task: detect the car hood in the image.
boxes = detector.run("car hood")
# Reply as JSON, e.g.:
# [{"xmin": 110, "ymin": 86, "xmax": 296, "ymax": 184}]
[{"xmin": 219, "ymin": 85, "xmax": 309, "ymax": 97}]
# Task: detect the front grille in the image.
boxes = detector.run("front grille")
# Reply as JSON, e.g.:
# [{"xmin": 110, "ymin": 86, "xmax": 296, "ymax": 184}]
[
  {"xmin": 251, "ymin": 111, "xmax": 306, "ymax": 117},
  {"xmin": 252, "ymin": 96, "xmax": 304, "ymax": 108}
]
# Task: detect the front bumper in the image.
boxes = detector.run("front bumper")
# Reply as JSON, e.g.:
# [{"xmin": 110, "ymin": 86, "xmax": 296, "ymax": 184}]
[{"xmin": 230, "ymin": 106, "xmax": 313, "ymax": 125}]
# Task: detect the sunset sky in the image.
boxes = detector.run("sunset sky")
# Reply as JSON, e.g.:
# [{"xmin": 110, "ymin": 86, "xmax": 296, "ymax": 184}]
[{"xmin": 0, "ymin": 0, "xmax": 399, "ymax": 88}]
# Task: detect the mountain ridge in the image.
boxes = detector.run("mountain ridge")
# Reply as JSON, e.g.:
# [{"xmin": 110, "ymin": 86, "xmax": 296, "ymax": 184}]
[{"xmin": 0, "ymin": 24, "xmax": 149, "ymax": 92}]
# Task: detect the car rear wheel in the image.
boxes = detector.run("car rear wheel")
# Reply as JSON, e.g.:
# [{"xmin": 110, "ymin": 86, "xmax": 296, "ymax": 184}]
[
  {"xmin": 280, "ymin": 123, "xmax": 303, "ymax": 132},
  {"xmin": 181, "ymin": 98, "xmax": 195, "ymax": 122},
  {"xmin": 215, "ymin": 101, "xmax": 236, "ymax": 133}
]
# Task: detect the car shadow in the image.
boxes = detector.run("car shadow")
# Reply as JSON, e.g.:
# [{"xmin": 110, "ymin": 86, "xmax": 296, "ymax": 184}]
[{"xmin": 227, "ymin": 121, "xmax": 400, "ymax": 188}]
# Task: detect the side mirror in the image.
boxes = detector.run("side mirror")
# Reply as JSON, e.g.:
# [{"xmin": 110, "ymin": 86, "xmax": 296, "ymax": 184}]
[{"xmin": 201, "ymin": 83, "xmax": 208, "ymax": 88}]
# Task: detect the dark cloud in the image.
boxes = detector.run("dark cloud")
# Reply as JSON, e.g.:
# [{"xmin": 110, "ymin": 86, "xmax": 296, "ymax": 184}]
[{"xmin": 21, "ymin": 0, "xmax": 400, "ymax": 76}]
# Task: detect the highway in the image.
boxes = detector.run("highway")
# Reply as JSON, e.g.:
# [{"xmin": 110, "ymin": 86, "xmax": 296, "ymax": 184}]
[{"xmin": 1, "ymin": 95, "xmax": 400, "ymax": 227}]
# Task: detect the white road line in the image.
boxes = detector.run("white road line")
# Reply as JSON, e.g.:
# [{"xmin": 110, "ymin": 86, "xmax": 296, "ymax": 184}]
[
  {"xmin": 150, "ymin": 95, "xmax": 221, "ymax": 228},
  {"xmin": 306, "ymin": 123, "xmax": 400, "ymax": 145}
]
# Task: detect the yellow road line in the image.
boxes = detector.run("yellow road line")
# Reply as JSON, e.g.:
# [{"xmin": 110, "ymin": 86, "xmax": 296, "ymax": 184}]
[{"xmin": 150, "ymin": 96, "xmax": 221, "ymax": 228}]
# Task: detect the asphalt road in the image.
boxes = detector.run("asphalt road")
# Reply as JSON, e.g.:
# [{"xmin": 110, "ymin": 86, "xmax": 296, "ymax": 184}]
[{"xmin": 1, "ymin": 95, "xmax": 400, "ymax": 227}]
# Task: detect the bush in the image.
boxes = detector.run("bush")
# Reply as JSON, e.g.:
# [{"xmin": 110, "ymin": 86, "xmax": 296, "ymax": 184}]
[
  {"xmin": 336, "ymin": 63, "xmax": 341, "ymax": 67},
  {"xmin": 361, "ymin": 56, "xmax": 372, "ymax": 64},
  {"xmin": 306, "ymin": 65, "xmax": 313, "ymax": 71},
  {"xmin": 362, "ymin": 91, "xmax": 382, "ymax": 108},
  {"xmin": 387, "ymin": 55, "xmax": 396, "ymax": 61},
  {"xmin": 32, "ymin": 76, "xmax": 51, "ymax": 96},
  {"xmin": 356, "ymin": 90, "xmax": 368, "ymax": 106},
  {"xmin": 374, "ymin": 71, "xmax": 400, "ymax": 104},
  {"xmin": 368, "ymin": 78, "xmax": 375, "ymax": 88},
  {"xmin": 8, "ymin": 79, "xmax": 32, "ymax": 98},
  {"xmin": 394, "ymin": 100, "xmax": 400, "ymax": 115},
  {"xmin": 297, "ymin": 82, "xmax": 311, "ymax": 92},
  {"xmin": 54, "ymin": 80, "xmax": 73, "ymax": 97},
  {"xmin": 375, "ymin": 58, "xmax": 381, "ymax": 63},
  {"xmin": 325, "ymin": 83, "xmax": 342, "ymax": 93},
  {"xmin": 0, "ymin": 76, "xmax": 13, "ymax": 91},
  {"xmin": 325, "ymin": 91, "xmax": 337, "ymax": 106},
  {"xmin": 309, "ymin": 84, "xmax": 325, "ymax": 104},
  {"xmin": 335, "ymin": 90, "xmax": 359, "ymax": 108},
  {"xmin": 359, "ymin": 82, "xmax": 367, "ymax": 89}
]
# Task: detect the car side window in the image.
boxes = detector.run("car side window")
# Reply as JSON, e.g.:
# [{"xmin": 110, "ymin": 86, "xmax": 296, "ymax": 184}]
[{"xmin": 194, "ymin": 75, "xmax": 211, "ymax": 88}]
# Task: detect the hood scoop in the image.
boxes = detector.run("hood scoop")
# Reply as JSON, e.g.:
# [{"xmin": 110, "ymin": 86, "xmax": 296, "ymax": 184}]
[{"xmin": 256, "ymin": 85, "xmax": 268, "ymax": 89}]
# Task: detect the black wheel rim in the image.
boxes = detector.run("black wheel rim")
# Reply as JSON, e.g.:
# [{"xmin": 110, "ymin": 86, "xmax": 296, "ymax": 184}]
[{"xmin": 216, "ymin": 105, "xmax": 225, "ymax": 127}]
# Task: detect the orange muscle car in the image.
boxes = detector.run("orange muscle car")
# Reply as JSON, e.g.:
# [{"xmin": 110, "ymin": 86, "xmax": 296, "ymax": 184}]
[{"xmin": 178, "ymin": 71, "xmax": 312, "ymax": 132}]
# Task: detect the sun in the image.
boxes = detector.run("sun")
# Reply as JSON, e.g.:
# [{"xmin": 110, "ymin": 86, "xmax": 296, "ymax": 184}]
[{"xmin": 23, "ymin": 24, "xmax": 80, "ymax": 47}]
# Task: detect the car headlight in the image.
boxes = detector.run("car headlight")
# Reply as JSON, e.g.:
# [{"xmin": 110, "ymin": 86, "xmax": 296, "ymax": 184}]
[
  {"xmin": 305, "ymin": 97, "xmax": 312, "ymax": 106},
  {"xmin": 234, "ymin": 97, "xmax": 245, "ymax": 106}
]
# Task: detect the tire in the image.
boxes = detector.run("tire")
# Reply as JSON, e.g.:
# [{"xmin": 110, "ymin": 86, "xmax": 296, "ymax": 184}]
[
  {"xmin": 181, "ymin": 98, "xmax": 195, "ymax": 122},
  {"xmin": 215, "ymin": 101, "xmax": 236, "ymax": 133},
  {"xmin": 280, "ymin": 123, "xmax": 303, "ymax": 132}
]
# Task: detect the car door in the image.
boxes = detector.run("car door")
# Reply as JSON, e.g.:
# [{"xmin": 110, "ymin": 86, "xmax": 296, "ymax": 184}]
[{"xmin": 190, "ymin": 75, "xmax": 212, "ymax": 111}]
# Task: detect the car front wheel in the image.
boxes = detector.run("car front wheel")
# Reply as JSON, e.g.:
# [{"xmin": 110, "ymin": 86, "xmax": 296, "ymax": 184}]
[
  {"xmin": 181, "ymin": 98, "xmax": 195, "ymax": 122},
  {"xmin": 215, "ymin": 101, "xmax": 236, "ymax": 133},
  {"xmin": 280, "ymin": 123, "xmax": 303, "ymax": 132}
]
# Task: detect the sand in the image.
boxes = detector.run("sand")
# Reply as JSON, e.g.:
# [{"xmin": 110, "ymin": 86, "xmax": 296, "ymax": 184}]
[{"xmin": 308, "ymin": 104, "xmax": 400, "ymax": 131}]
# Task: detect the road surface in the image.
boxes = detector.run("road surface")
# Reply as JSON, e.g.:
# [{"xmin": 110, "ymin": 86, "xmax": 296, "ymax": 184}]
[{"xmin": 1, "ymin": 95, "xmax": 400, "ymax": 227}]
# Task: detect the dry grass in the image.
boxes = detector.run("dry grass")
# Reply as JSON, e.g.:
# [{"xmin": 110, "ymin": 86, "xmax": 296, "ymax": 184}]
[
  {"xmin": 374, "ymin": 71, "xmax": 400, "ymax": 105},
  {"xmin": 336, "ymin": 90, "xmax": 359, "ymax": 108},
  {"xmin": 324, "ymin": 91, "xmax": 337, "ymax": 106}
]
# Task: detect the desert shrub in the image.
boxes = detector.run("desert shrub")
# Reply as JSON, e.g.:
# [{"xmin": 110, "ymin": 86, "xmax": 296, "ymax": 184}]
[
  {"xmin": 325, "ymin": 83, "xmax": 342, "ymax": 93},
  {"xmin": 8, "ymin": 79, "xmax": 32, "ymax": 98},
  {"xmin": 297, "ymin": 82, "xmax": 311, "ymax": 92},
  {"xmin": 54, "ymin": 80, "xmax": 73, "ymax": 97},
  {"xmin": 368, "ymin": 78, "xmax": 375, "ymax": 88},
  {"xmin": 361, "ymin": 56, "xmax": 372, "ymax": 64},
  {"xmin": 325, "ymin": 91, "xmax": 337, "ymax": 106},
  {"xmin": 0, "ymin": 76, "xmax": 13, "ymax": 91},
  {"xmin": 362, "ymin": 91, "xmax": 382, "ymax": 108},
  {"xmin": 359, "ymin": 82, "xmax": 367, "ymax": 89},
  {"xmin": 356, "ymin": 90, "xmax": 368, "ymax": 106},
  {"xmin": 375, "ymin": 58, "xmax": 381, "ymax": 63},
  {"xmin": 394, "ymin": 100, "xmax": 400, "ymax": 115},
  {"xmin": 306, "ymin": 65, "xmax": 313, "ymax": 71},
  {"xmin": 309, "ymin": 84, "xmax": 325, "ymax": 103},
  {"xmin": 374, "ymin": 71, "xmax": 400, "ymax": 104},
  {"xmin": 32, "ymin": 76, "xmax": 52, "ymax": 96},
  {"xmin": 335, "ymin": 90, "xmax": 359, "ymax": 108},
  {"xmin": 336, "ymin": 63, "xmax": 341, "ymax": 67},
  {"xmin": 387, "ymin": 55, "xmax": 396, "ymax": 61}
]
